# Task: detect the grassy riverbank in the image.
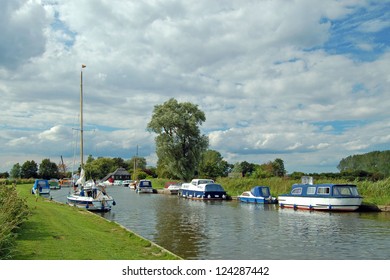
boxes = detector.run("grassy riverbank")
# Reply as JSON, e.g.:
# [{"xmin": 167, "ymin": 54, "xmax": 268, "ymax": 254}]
[{"xmin": 12, "ymin": 184, "xmax": 180, "ymax": 260}]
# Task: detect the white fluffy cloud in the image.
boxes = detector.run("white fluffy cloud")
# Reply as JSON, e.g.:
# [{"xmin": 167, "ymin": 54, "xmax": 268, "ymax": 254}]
[{"xmin": 0, "ymin": 0, "xmax": 389, "ymax": 174}]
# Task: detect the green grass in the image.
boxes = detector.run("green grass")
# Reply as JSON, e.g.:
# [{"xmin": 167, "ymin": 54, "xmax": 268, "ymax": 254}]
[{"xmin": 12, "ymin": 184, "xmax": 180, "ymax": 260}]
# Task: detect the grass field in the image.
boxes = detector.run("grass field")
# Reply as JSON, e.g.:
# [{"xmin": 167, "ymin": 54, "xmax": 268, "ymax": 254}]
[{"xmin": 12, "ymin": 184, "xmax": 180, "ymax": 260}]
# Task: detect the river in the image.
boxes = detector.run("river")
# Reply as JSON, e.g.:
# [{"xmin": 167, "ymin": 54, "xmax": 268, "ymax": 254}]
[{"xmin": 51, "ymin": 186, "xmax": 390, "ymax": 260}]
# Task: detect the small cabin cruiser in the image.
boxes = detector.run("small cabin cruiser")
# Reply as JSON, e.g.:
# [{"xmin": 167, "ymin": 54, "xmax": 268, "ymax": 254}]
[
  {"xmin": 179, "ymin": 179, "xmax": 228, "ymax": 200},
  {"xmin": 164, "ymin": 182, "xmax": 182, "ymax": 195},
  {"xmin": 278, "ymin": 178, "xmax": 363, "ymax": 211},
  {"xmin": 49, "ymin": 179, "xmax": 61, "ymax": 189},
  {"xmin": 238, "ymin": 186, "xmax": 277, "ymax": 204},
  {"xmin": 135, "ymin": 180, "xmax": 155, "ymax": 193},
  {"xmin": 31, "ymin": 179, "xmax": 51, "ymax": 195}
]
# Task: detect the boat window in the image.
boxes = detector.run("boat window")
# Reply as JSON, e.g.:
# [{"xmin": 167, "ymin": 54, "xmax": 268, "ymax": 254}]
[
  {"xmin": 334, "ymin": 186, "xmax": 355, "ymax": 196},
  {"xmin": 307, "ymin": 187, "xmax": 316, "ymax": 195},
  {"xmin": 205, "ymin": 184, "xmax": 224, "ymax": 192},
  {"xmin": 261, "ymin": 188, "xmax": 270, "ymax": 196},
  {"xmin": 291, "ymin": 187, "xmax": 302, "ymax": 195},
  {"xmin": 317, "ymin": 187, "xmax": 330, "ymax": 195},
  {"xmin": 350, "ymin": 187, "xmax": 359, "ymax": 196}
]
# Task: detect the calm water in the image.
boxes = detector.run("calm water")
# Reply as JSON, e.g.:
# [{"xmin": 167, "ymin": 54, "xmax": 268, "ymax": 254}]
[{"xmin": 51, "ymin": 186, "xmax": 390, "ymax": 260}]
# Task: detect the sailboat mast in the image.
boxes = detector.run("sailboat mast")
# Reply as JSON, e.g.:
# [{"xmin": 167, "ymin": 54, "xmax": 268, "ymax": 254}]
[{"xmin": 80, "ymin": 65, "xmax": 85, "ymax": 169}]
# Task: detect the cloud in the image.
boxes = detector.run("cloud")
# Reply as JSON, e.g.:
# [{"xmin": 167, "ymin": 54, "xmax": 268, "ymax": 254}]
[
  {"xmin": 0, "ymin": 0, "xmax": 389, "ymax": 174},
  {"xmin": 0, "ymin": 0, "xmax": 48, "ymax": 69}
]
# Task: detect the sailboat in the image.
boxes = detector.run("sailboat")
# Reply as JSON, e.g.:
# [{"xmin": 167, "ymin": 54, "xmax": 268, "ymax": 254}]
[{"xmin": 67, "ymin": 65, "xmax": 116, "ymax": 212}]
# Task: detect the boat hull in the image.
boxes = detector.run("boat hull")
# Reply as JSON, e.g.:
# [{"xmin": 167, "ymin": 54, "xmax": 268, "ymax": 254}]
[
  {"xmin": 136, "ymin": 188, "xmax": 155, "ymax": 193},
  {"xmin": 278, "ymin": 196, "xmax": 363, "ymax": 211},
  {"xmin": 179, "ymin": 189, "xmax": 227, "ymax": 200},
  {"xmin": 239, "ymin": 196, "xmax": 276, "ymax": 204},
  {"xmin": 32, "ymin": 188, "xmax": 51, "ymax": 195},
  {"xmin": 238, "ymin": 187, "xmax": 277, "ymax": 204},
  {"xmin": 67, "ymin": 194, "xmax": 114, "ymax": 212}
]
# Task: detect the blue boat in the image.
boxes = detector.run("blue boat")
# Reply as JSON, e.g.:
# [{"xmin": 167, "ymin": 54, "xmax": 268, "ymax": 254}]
[
  {"xmin": 278, "ymin": 180, "xmax": 363, "ymax": 211},
  {"xmin": 135, "ymin": 180, "xmax": 156, "ymax": 193},
  {"xmin": 238, "ymin": 186, "xmax": 277, "ymax": 204},
  {"xmin": 179, "ymin": 179, "xmax": 228, "ymax": 200},
  {"xmin": 31, "ymin": 179, "xmax": 51, "ymax": 195}
]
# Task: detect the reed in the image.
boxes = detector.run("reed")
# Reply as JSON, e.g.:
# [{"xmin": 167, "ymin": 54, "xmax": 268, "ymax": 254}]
[{"xmin": 0, "ymin": 184, "xmax": 30, "ymax": 259}]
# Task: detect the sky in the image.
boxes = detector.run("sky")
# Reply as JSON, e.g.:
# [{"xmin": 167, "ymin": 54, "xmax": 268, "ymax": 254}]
[{"xmin": 1, "ymin": 0, "xmax": 389, "ymax": 174}]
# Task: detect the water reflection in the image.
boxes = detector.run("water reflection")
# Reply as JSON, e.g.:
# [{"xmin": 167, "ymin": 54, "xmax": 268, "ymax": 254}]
[{"xmin": 50, "ymin": 186, "xmax": 390, "ymax": 260}]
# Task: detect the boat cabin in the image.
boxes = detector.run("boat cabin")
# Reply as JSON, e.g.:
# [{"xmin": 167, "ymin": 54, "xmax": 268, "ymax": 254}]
[
  {"xmin": 288, "ymin": 183, "xmax": 361, "ymax": 198},
  {"xmin": 32, "ymin": 179, "xmax": 51, "ymax": 195}
]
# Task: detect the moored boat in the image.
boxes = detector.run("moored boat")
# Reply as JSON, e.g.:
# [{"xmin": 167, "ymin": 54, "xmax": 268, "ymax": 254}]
[
  {"xmin": 31, "ymin": 179, "xmax": 51, "ymax": 195},
  {"xmin": 238, "ymin": 186, "xmax": 277, "ymax": 204},
  {"xmin": 179, "ymin": 179, "xmax": 228, "ymax": 200},
  {"xmin": 59, "ymin": 178, "xmax": 73, "ymax": 188},
  {"xmin": 135, "ymin": 179, "xmax": 155, "ymax": 193},
  {"xmin": 49, "ymin": 179, "xmax": 61, "ymax": 189},
  {"xmin": 67, "ymin": 176, "xmax": 115, "ymax": 212},
  {"xmin": 164, "ymin": 181, "xmax": 182, "ymax": 195},
  {"xmin": 278, "ymin": 178, "xmax": 363, "ymax": 211},
  {"xmin": 66, "ymin": 65, "xmax": 116, "ymax": 212}
]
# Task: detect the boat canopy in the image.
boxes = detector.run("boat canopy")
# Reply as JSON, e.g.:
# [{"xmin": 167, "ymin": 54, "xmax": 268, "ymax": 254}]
[
  {"xmin": 287, "ymin": 183, "xmax": 361, "ymax": 197},
  {"xmin": 138, "ymin": 180, "xmax": 152, "ymax": 188},
  {"xmin": 32, "ymin": 179, "xmax": 50, "ymax": 190},
  {"xmin": 251, "ymin": 186, "xmax": 270, "ymax": 197}
]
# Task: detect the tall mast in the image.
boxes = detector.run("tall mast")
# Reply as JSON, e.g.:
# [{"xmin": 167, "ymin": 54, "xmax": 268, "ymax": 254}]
[{"xmin": 80, "ymin": 65, "xmax": 86, "ymax": 169}]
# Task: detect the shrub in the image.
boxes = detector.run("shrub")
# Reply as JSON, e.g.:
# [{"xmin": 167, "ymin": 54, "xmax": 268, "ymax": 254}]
[{"xmin": 0, "ymin": 185, "xmax": 30, "ymax": 259}]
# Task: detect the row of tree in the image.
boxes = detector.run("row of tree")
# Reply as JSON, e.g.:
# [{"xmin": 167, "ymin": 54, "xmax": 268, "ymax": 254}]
[
  {"xmin": 338, "ymin": 150, "xmax": 390, "ymax": 177},
  {"xmin": 6, "ymin": 153, "xmax": 287, "ymax": 181},
  {"xmin": 4, "ymin": 98, "xmax": 388, "ymax": 181}
]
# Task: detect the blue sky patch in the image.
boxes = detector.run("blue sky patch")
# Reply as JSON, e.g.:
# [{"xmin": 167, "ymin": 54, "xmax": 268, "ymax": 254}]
[{"xmin": 323, "ymin": 3, "xmax": 390, "ymax": 61}]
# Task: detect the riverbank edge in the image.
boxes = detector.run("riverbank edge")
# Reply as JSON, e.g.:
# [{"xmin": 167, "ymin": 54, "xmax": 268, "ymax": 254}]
[
  {"xmin": 95, "ymin": 212, "xmax": 183, "ymax": 260},
  {"xmin": 14, "ymin": 184, "xmax": 181, "ymax": 260}
]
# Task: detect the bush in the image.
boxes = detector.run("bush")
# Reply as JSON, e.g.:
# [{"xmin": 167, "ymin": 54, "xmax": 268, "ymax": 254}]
[{"xmin": 0, "ymin": 185, "xmax": 30, "ymax": 259}]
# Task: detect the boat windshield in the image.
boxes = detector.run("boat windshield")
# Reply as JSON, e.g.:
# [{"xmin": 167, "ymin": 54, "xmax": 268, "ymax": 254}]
[
  {"xmin": 261, "ymin": 188, "xmax": 270, "ymax": 197},
  {"xmin": 205, "ymin": 184, "xmax": 225, "ymax": 192},
  {"xmin": 333, "ymin": 185, "xmax": 359, "ymax": 196}
]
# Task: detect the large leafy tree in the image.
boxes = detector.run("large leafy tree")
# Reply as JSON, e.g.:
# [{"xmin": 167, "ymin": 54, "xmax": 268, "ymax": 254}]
[
  {"xmin": 272, "ymin": 158, "xmax": 286, "ymax": 177},
  {"xmin": 39, "ymin": 158, "xmax": 59, "ymax": 179},
  {"xmin": 20, "ymin": 160, "xmax": 38, "ymax": 178},
  {"xmin": 147, "ymin": 98, "xmax": 209, "ymax": 181},
  {"xmin": 338, "ymin": 151, "xmax": 390, "ymax": 177},
  {"xmin": 10, "ymin": 163, "xmax": 21, "ymax": 179},
  {"xmin": 198, "ymin": 150, "xmax": 229, "ymax": 179},
  {"xmin": 84, "ymin": 156, "xmax": 116, "ymax": 179}
]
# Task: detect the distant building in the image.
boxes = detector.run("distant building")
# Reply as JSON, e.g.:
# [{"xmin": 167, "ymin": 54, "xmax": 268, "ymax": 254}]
[{"xmin": 102, "ymin": 167, "xmax": 131, "ymax": 182}]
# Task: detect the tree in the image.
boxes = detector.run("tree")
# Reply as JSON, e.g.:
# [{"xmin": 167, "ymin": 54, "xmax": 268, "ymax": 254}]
[
  {"xmin": 147, "ymin": 98, "xmax": 209, "ymax": 181},
  {"xmin": 128, "ymin": 156, "xmax": 147, "ymax": 171},
  {"xmin": 338, "ymin": 151, "xmax": 390, "ymax": 177},
  {"xmin": 198, "ymin": 150, "xmax": 229, "ymax": 179},
  {"xmin": 240, "ymin": 161, "xmax": 255, "ymax": 177},
  {"xmin": 39, "ymin": 159, "xmax": 59, "ymax": 179},
  {"xmin": 10, "ymin": 163, "xmax": 21, "ymax": 179},
  {"xmin": 84, "ymin": 157, "xmax": 116, "ymax": 179},
  {"xmin": 272, "ymin": 158, "xmax": 286, "ymax": 177},
  {"xmin": 20, "ymin": 160, "xmax": 38, "ymax": 178}
]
